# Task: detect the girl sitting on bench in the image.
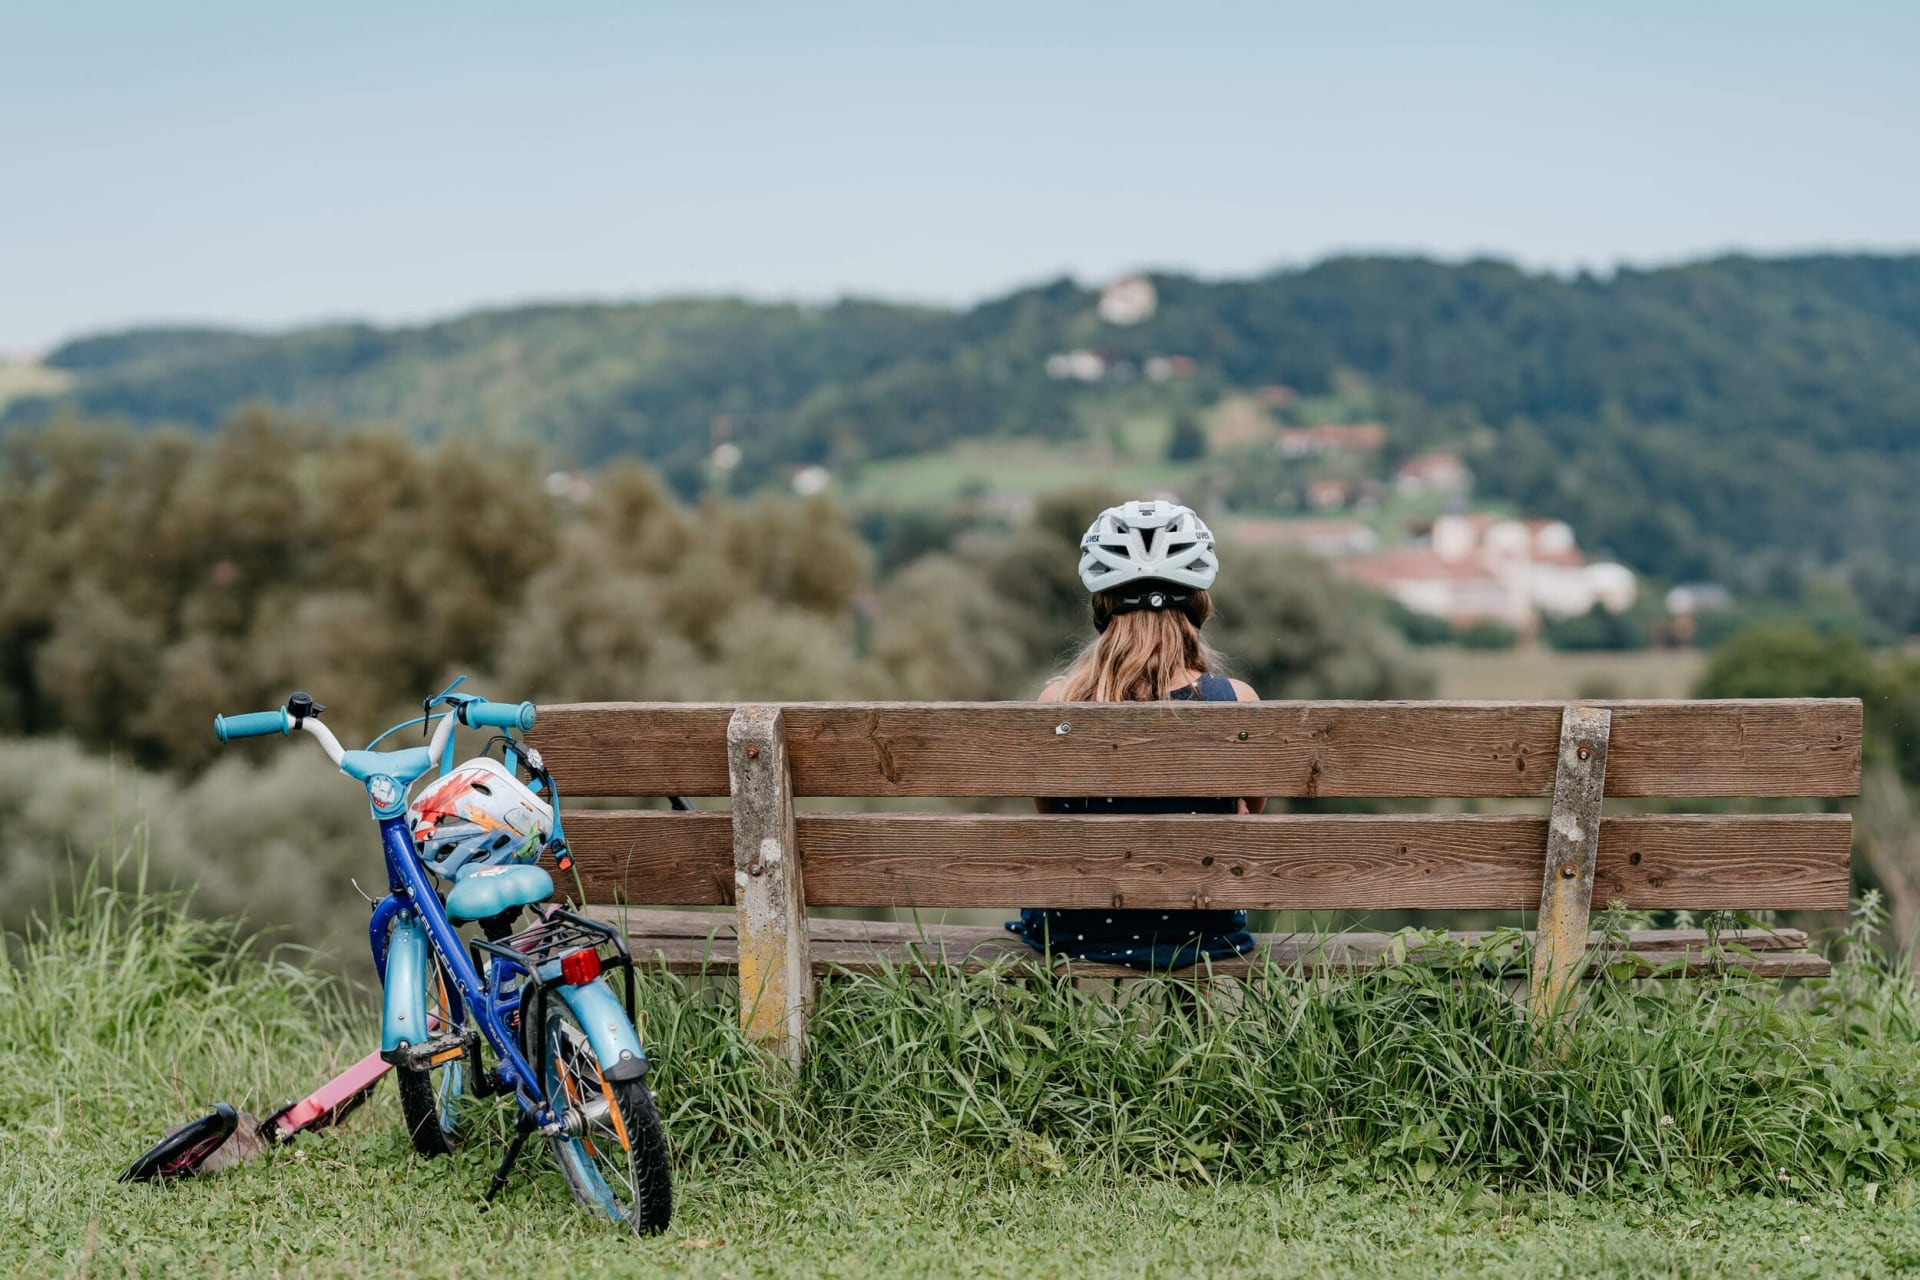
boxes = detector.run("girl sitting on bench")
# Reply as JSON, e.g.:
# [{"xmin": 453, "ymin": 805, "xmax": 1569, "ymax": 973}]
[{"xmin": 1007, "ymin": 499, "xmax": 1265, "ymax": 969}]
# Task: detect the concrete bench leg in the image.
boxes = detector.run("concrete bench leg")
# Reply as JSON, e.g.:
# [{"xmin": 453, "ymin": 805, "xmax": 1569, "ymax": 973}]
[
  {"xmin": 728, "ymin": 705, "xmax": 812, "ymax": 1067},
  {"xmin": 1527, "ymin": 706, "xmax": 1611, "ymax": 1021}
]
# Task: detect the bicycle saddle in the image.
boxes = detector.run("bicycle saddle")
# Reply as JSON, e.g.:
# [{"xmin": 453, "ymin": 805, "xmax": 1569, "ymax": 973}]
[{"xmin": 444, "ymin": 864, "xmax": 554, "ymax": 922}]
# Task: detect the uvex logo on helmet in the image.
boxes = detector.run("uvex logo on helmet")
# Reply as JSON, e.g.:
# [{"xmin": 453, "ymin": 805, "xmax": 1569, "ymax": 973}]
[{"xmin": 1078, "ymin": 500, "xmax": 1219, "ymax": 594}]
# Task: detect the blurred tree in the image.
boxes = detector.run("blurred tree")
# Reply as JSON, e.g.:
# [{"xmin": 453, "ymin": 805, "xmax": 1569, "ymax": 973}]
[
  {"xmin": 1694, "ymin": 625, "xmax": 1920, "ymax": 964},
  {"xmin": 0, "ymin": 413, "xmax": 874, "ymax": 767},
  {"xmin": 1210, "ymin": 549, "xmax": 1432, "ymax": 699},
  {"xmin": 1541, "ymin": 601, "xmax": 1656, "ymax": 651},
  {"xmin": 1165, "ymin": 414, "xmax": 1207, "ymax": 462},
  {"xmin": 1378, "ymin": 598, "xmax": 1454, "ymax": 647},
  {"xmin": 1693, "ymin": 625, "xmax": 1876, "ymax": 701},
  {"xmin": 871, "ymin": 556, "xmax": 1032, "ymax": 700},
  {"xmin": 2, "ymin": 416, "xmax": 1432, "ymax": 775},
  {"xmin": 980, "ymin": 486, "xmax": 1123, "ymax": 677},
  {"xmin": 1455, "ymin": 620, "xmax": 1519, "ymax": 651}
]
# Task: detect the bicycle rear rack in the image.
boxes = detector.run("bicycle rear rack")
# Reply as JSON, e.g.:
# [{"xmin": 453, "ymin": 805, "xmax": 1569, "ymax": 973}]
[{"xmin": 469, "ymin": 906, "xmax": 638, "ymax": 1027}]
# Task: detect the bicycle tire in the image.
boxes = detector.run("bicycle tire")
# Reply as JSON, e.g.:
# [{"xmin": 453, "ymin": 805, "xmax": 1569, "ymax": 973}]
[
  {"xmin": 395, "ymin": 965, "xmax": 467, "ymax": 1157},
  {"xmin": 540, "ymin": 1001, "xmax": 672, "ymax": 1235}
]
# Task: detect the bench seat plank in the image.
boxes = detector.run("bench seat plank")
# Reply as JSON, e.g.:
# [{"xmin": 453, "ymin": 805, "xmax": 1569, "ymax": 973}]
[
  {"xmin": 565, "ymin": 811, "xmax": 1853, "ymax": 912},
  {"xmin": 582, "ymin": 908, "xmax": 1829, "ymax": 980},
  {"xmin": 534, "ymin": 700, "xmax": 1862, "ymax": 799}
]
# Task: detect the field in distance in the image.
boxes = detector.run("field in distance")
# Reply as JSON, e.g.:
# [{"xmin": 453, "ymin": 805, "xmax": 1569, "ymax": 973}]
[
  {"xmin": 1428, "ymin": 648, "xmax": 1706, "ymax": 701},
  {"xmin": 0, "ymin": 360, "xmax": 72, "ymax": 413}
]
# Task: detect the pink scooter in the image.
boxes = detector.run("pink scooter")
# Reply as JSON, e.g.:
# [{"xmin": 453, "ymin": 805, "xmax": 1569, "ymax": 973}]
[{"xmin": 120, "ymin": 1050, "xmax": 392, "ymax": 1181}]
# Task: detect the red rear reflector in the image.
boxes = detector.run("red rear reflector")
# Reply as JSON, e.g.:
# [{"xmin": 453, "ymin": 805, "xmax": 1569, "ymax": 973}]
[{"xmin": 559, "ymin": 948, "xmax": 601, "ymax": 986}]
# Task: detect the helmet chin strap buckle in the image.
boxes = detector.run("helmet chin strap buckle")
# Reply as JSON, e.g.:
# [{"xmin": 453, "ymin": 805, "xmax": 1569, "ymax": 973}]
[
  {"xmin": 1118, "ymin": 588, "xmax": 1184, "ymax": 614},
  {"xmin": 1096, "ymin": 586, "xmax": 1193, "ymax": 631}
]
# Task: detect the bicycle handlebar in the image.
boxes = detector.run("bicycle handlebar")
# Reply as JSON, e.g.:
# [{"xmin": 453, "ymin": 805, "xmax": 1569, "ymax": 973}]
[
  {"xmin": 214, "ymin": 710, "xmax": 291, "ymax": 741},
  {"xmin": 460, "ymin": 699, "xmax": 537, "ymax": 733},
  {"xmin": 215, "ymin": 686, "xmax": 523, "ymax": 773}
]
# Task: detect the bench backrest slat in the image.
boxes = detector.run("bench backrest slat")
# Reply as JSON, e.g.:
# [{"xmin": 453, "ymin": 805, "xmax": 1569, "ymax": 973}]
[
  {"xmin": 532, "ymin": 699, "xmax": 1862, "ymax": 799},
  {"xmin": 562, "ymin": 810, "xmax": 1852, "ymax": 912}
]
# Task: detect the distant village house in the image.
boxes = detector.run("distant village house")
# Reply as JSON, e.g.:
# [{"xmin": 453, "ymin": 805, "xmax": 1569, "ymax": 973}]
[
  {"xmin": 1275, "ymin": 423, "xmax": 1387, "ymax": 458},
  {"xmin": 1339, "ymin": 513, "xmax": 1635, "ymax": 634},
  {"xmin": 1394, "ymin": 452, "xmax": 1473, "ymax": 498},
  {"xmin": 1098, "ymin": 275, "xmax": 1157, "ymax": 326}
]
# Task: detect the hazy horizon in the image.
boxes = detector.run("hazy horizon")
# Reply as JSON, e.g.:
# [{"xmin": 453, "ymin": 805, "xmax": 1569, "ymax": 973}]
[
  {"xmin": 23, "ymin": 244, "xmax": 1920, "ymax": 356},
  {"xmin": 6, "ymin": 1, "xmax": 1917, "ymax": 356}
]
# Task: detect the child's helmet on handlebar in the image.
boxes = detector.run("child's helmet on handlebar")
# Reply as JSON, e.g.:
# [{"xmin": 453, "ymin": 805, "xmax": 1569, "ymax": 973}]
[{"xmin": 409, "ymin": 757, "xmax": 553, "ymax": 880}]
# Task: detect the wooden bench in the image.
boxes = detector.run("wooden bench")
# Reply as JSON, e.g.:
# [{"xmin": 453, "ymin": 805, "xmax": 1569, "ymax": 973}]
[{"xmin": 530, "ymin": 699, "xmax": 1862, "ymax": 1063}]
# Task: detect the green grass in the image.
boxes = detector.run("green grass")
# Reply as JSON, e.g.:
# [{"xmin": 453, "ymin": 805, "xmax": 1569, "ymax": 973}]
[
  {"xmin": 8, "ymin": 861, "xmax": 1920, "ymax": 1276},
  {"xmin": 1428, "ymin": 648, "xmax": 1708, "ymax": 700},
  {"xmin": 838, "ymin": 438, "xmax": 1200, "ymax": 507},
  {"xmin": 0, "ymin": 359, "xmax": 72, "ymax": 413},
  {"xmin": 22, "ymin": 1145, "xmax": 1920, "ymax": 1278}
]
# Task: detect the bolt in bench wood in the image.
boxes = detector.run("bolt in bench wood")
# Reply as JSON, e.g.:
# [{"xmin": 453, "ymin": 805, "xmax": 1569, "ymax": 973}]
[{"xmin": 530, "ymin": 699, "xmax": 1862, "ymax": 1064}]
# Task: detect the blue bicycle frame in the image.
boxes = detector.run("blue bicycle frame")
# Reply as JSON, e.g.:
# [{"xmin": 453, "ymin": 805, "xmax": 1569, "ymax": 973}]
[
  {"xmin": 216, "ymin": 688, "xmax": 647, "ymax": 1128},
  {"xmin": 367, "ymin": 815, "xmax": 548, "ymax": 1109}
]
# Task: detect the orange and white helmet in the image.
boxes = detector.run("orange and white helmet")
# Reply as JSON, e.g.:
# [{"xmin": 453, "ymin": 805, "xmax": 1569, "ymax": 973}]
[{"xmin": 410, "ymin": 756, "xmax": 553, "ymax": 879}]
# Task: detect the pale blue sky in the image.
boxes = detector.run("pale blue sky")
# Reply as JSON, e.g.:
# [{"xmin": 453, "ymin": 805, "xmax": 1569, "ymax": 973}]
[{"xmin": 3, "ymin": 1, "xmax": 1916, "ymax": 354}]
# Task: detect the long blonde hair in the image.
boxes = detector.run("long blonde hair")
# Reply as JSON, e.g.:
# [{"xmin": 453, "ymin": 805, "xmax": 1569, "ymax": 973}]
[{"xmin": 1057, "ymin": 588, "xmax": 1221, "ymax": 703}]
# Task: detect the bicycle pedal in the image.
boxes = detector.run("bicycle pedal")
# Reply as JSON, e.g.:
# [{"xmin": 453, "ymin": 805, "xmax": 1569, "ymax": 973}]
[{"xmin": 384, "ymin": 1030, "xmax": 478, "ymax": 1073}]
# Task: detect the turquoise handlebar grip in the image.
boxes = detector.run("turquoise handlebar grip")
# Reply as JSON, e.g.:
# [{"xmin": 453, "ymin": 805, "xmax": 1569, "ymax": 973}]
[
  {"xmin": 214, "ymin": 710, "xmax": 291, "ymax": 742},
  {"xmin": 463, "ymin": 700, "xmax": 536, "ymax": 732}
]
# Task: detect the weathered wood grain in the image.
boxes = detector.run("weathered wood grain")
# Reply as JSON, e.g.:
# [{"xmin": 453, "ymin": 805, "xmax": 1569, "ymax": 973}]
[
  {"xmin": 583, "ymin": 905, "xmax": 1813, "ymax": 953},
  {"xmin": 531, "ymin": 700, "xmax": 1862, "ymax": 799},
  {"xmin": 1530, "ymin": 707, "xmax": 1611, "ymax": 1019},
  {"xmin": 580, "ymin": 911, "xmax": 1829, "ymax": 980},
  {"xmin": 563, "ymin": 810, "xmax": 1852, "ymax": 911},
  {"xmin": 726, "ymin": 706, "xmax": 809, "ymax": 1065}
]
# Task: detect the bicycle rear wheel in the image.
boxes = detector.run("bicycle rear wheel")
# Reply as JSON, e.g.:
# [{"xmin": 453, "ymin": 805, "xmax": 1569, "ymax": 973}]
[
  {"xmin": 539, "ymin": 1000, "xmax": 672, "ymax": 1235},
  {"xmin": 395, "ymin": 963, "xmax": 467, "ymax": 1156}
]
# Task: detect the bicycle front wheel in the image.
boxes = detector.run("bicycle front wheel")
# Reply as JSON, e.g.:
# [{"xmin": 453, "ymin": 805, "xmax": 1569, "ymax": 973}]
[
  {"xmin": 395, "ymin": 963, "xmax": 467, "ymax": 1156},
  {"xmin": 539, "ymin": 1000, "xmax": 672, "ymax": 1235}
]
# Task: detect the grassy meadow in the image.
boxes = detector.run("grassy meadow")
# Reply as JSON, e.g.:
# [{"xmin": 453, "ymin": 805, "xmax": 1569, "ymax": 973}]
[
  {"xmin": 8, "ymin": 853, "xmax": 1920, "ymax": 1278},
  {"xmin": 0, "ymin": 359, "xmax": 71, "ymax": 413},
  {"xmin": 1427, "ymin": 648, "xmax": 1707, "ymax": 701},
  {"xmin": 837, "ymin": 413, "xmax": 1196, "ymax": 507}
]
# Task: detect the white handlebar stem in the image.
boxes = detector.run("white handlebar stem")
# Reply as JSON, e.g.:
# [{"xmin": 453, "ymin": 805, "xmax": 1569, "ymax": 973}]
[
  {"xmin": 296, "ymin": 711, "xmax": 453, "ymax": 772},
  {"xmin": 427, "ymin": 711, "xmax": 456, "ymax": 767},
  {"xmin": 296, "ymin": 717, "xmax": 347, "ymax": 766}
]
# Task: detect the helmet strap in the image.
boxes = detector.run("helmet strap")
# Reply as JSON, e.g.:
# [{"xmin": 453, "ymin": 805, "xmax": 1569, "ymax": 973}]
[{"xmin": 1095, "ymin": 587, "xmax": 1196, "ymax": 633}]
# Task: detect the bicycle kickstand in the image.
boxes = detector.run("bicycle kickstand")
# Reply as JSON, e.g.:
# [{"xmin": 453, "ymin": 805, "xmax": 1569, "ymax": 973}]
[{"xmin": 482, "ymin": 1120, "xmax": 534, "ymax": 1209}]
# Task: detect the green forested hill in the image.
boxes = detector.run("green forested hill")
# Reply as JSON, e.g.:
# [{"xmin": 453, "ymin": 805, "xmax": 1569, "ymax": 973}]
[{"xmin": 10, "ymin": 254, "xmax": 1920, "ymax": 623}]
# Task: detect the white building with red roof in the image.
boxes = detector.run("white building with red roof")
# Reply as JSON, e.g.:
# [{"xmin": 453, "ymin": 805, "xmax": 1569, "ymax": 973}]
[
  {"xmin": 1394, "ymin": 452, "xmax": 1473, "ymax": 498},
  {"xmin": 1339, "ymin": 513, "xmax": 1635, "ymax": 632}
]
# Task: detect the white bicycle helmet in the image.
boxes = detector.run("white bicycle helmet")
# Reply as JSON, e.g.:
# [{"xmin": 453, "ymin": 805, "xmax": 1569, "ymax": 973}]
[
  {"xmin": 1078, "ymin": 499, "xmax": 1219, "ymax": 594},
  {"xmin": 409, "ymin": 756, "xmax": 553, "ymax": 880}
]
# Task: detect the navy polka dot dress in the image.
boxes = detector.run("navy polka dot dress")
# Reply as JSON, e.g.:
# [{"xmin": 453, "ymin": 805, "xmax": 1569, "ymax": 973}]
[{"xmin": 1007, "ymin": 674, "xmax": 1257, "ymax": 970}]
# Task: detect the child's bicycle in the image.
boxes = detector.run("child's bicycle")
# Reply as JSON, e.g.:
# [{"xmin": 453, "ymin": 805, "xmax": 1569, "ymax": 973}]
[{"xmin": 212, "ymin": 678, "xmax": 671, "ymax": 1234}]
